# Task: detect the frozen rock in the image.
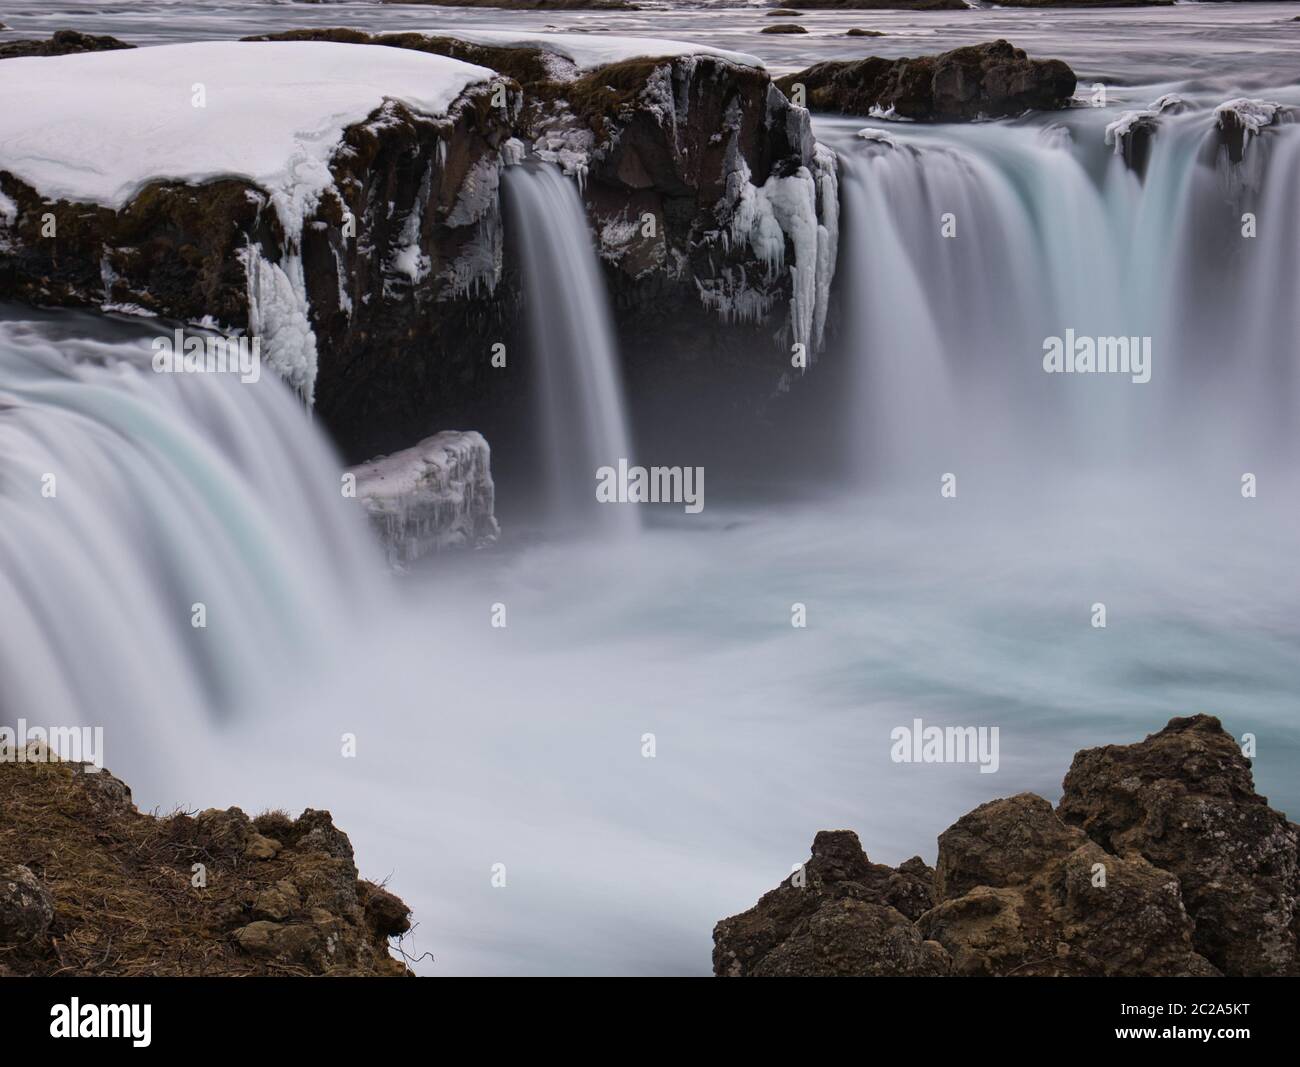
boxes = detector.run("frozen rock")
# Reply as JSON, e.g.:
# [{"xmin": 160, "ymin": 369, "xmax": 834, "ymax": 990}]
[{"xmin": 350, "ymin": 431, "xmax": 499, "ymax": 564}]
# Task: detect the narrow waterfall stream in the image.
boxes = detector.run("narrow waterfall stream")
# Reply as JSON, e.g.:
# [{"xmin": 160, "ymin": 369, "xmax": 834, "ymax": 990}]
[{"xmin": 503, "ymin": 163, "xmax": 638, "ymax": 534}]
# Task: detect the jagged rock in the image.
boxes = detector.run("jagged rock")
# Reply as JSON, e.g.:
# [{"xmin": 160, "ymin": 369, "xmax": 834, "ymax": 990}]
[
  {"xmin": 0, "ymin": 30, "xmax": 134, "ymax": 60},
  {"xmin": 712, "ymin": 829, "xmax": 942, "ymax": 975},
  {"xmin": 923, "ymin": 794, "xmax": 1215, "ymax": 976},
  {"xmin": 349, "ymin": 430, "xmax": 499, "ymax": 564},
  {"xmin": 0, "ymin": 756, "xmax": 411, "ymax": 975},
  {"xmin": 1059, "ymin": 714, "xmax": 1299, "ymax": 977},
  {"xmin": 0, "ymin": 864, "xmax": 55, "ymax": 944},
  {"xmin": 715, "ymin": 715, "xmax": 1296, "ymax": 976},
  {"xmin": 776, "ymin": 39, "xmax": 1077, "ymax": 121}
]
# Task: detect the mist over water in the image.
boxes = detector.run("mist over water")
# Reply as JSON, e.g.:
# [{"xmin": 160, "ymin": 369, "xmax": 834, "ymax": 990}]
[{"xmin": 2, "ymin": 5, "xmax": 1300, "ymax": 974}]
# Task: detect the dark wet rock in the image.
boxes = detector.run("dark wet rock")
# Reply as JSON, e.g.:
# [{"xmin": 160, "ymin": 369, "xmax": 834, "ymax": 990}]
[
  {"xmin": 762, "ymin": 23, "xmax": 809, "ymax": 33},
  {"xmin": 776, "ymin": 39, "xmax": 1077, "ymax": 121},
  {"xmin": 1059, "ymin": 714, "xmax": 1299, "ymax": 977},
  {"xmin": 715, "ymin": 715, "xmax": 1296, "ymax": 976},
  {"xmin": 1105, "ymin": 94, "xmax": 1186, "ymax": 178},
  {"xmin": 0, "ymin": 30, "xmax": 135, "ymax": 60},
  {"xmin": 846, "ymin": 28, "xmax": 886, "ymax": 36}
]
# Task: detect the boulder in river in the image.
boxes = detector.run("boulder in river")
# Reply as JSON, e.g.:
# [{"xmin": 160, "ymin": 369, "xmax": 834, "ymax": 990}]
[{"xmin": 776, "ymin": 39, "xmax": 1077, "ymax": 121}]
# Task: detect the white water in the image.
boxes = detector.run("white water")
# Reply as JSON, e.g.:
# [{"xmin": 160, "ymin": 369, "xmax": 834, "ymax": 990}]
[
  {"xmin": 503, "ymin": 163, "xmax": 637, "ymax": 533},
  {"xmin": 2, "ymin": 6, "xmax": 1300, "ymax": 977},
  {"xmin": 829, "ymin": 96, "xmax": 1300, "ymax": 486}
]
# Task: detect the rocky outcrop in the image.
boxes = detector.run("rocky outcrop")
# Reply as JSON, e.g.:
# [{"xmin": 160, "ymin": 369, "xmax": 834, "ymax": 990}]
[
  {"xmin": 0, "ymin": 746, "xmax": 411, "ymax": 976},
  {"xmin": 0, "ymin": 30, "xmax": 134, "ymax": 60},
  {"xmin": 776, "ymin": 39, "xmax": 1077, "ymax": 121},
  {"xmin": 1059, "ymin": 715, "xmax": 1299, "ymax": 976},
  {"xmin": 349, "ymin": 430, "xmax": 499, "ymax": 565},
  {"xmin": 712, "ymin": 830, "xmax": 948, "ymax": 976},
  {"xmin": 714, "ymin": 715, "xmax": 1298, "ymax": 976}
]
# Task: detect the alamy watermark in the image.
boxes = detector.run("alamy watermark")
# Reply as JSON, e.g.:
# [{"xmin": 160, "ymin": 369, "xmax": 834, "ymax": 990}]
[
  {"xmin": 1043, "ymin": 330, "xmax": 1151, "ymax": 384},
  {"xmin": 596, "ymin": 459, "xmax": 704, "ymax": 514},
  {"xmin": 152, "ymin": 329, "xmax": 261, "ymax": 384},
  {"xmin": 0, "ymin": 719, "xmax": 103, "ymax": 771},
  {"xmin": 890, "ymin": 717, "xmax": 1000, "ymax": 774}
]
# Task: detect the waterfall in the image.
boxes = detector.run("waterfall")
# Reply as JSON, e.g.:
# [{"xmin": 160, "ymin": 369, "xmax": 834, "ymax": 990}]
[
  {"xmin": 503, "ymin": 163, "xmax": 637, "ymax": 534},
  {"xmin": 830, "ymin": 102, "xmax": 1300, "ymax": 487},
  {"xmin": 0, "ymin": 309, "xmax": 385, "ymax": 792}
]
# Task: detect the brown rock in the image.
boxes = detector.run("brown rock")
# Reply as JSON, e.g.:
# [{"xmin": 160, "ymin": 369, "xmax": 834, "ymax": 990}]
[
  {"xmin": 713, "ymin": 829, "xmax": 939, "ymax": 976},
  {"xmin": 1059, "ymin": 714, "xmax": 1299, "ymax": 976}
]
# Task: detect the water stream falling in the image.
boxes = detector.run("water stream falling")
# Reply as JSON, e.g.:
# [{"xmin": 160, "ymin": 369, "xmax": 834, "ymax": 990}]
[
  {"xmin": 503, "ymin": 162, "xmax": 638, "ymax": 534},
  {"xmin": 825, "ymin": 98, "xmax": 1300, "ymax": 487},
  {"xmin": 0, "ymin": 310, "xmax": 386, "ymax": 795}
]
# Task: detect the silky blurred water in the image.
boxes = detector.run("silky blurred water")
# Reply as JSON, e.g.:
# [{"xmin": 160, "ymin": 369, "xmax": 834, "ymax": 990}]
[{"xmin": 1, "ymin": 3, "xmax": 1299, "ymax": 975}]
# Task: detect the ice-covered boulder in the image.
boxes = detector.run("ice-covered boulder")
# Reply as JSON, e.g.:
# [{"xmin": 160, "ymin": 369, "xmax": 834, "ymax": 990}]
[{"xmin": 349, "ymin": 431, "xmax": 499, "ymax": 564}]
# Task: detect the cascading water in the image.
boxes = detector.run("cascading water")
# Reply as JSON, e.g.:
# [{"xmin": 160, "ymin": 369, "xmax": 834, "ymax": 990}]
[
  {"xmin": 502, "ymin": 162, "xmax": 637, "ymax": 534},
  {"xmin": 0, "ymin": 309, "xmax": 386, "ymax": 794},
  {"xmin": 826, "ymin": 95, "xmax": 1300, "ymax": 485}
]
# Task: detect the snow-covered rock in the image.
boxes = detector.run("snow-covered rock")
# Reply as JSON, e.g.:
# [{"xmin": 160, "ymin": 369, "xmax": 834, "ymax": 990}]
[
  {"xmin": 349, "ymin": 431, "xmax": 499, "ymax": 564},
  {"xmin": 0, "ymin": 41, "xmax": 498, "ymax": 403}
]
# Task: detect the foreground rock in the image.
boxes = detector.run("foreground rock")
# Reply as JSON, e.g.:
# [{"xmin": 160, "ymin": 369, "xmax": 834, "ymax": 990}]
[
  {"xmin": 1059, "ymin": 715, "xmax": 1299, "ymax": 976},
  {"xmin": 776, "ymin": 39, "xmax": 1077, "ymax": 121},
  {"xmin": 714, "ymin": 715, "xmax": 1298, "ymax": 976},
  {"xmin": 0, "ymin": 748, "xmax": 411, "ymax": 976},
  {"xmin": 349, "ymin": 430, "xmax": 500, "ymax": 565}
]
